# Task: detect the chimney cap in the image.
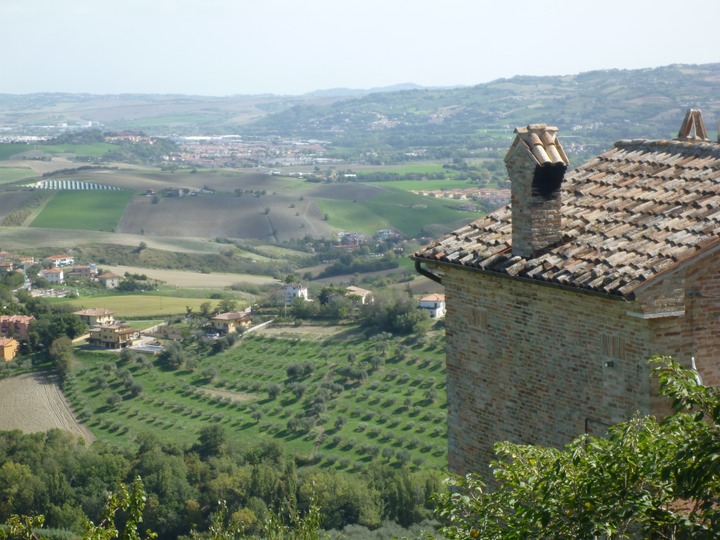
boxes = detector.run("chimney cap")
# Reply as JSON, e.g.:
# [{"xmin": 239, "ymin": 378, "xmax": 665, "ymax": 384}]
[
  {"xmin": 508, "ymin": 124, "xmax": 568, "ymax": 167},
  {"xmin": 675, "ymin": 109, "xmax": 710, "ymax": 142}
]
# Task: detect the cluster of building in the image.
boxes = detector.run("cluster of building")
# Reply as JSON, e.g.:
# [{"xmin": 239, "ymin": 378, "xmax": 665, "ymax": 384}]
[
  {"xmin": 167, "ymin": 135, "xmax": 333, "ymax": 169},
  {"xmin": 38, "ymin": 254, "xmax": 122, "ymax": 289},
  {"xmin": 411, "ymin": 187, "xmax": 511, "ymax": 206},
  {"xmin": 283, "ymin": 282, "xmax": 446, "ymax": 318}
]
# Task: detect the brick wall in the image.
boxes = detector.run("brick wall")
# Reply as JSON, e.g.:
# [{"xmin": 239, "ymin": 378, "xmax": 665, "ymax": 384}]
[{"xmin": 441, "ymin": 266, "xmax": 670, "ymax": 477}]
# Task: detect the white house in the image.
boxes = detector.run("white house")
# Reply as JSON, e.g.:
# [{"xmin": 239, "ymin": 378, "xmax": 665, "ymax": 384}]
[
  {"xmin": 283, "ymin": 283, "xmax": 309, "ymax": 304},
  {"xmin": 41, "ymin": 267, "xmax": 64, "ymax": 284},
  {"xmin": 418, "ymin": 293, "xmax": 446, "ymax": 318},
  {"xmin": 44, "ymin": 254, "xmax": 75, "ymax": 267}
]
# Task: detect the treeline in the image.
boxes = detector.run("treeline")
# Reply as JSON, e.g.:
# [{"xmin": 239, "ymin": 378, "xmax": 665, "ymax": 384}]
[
  {"xmin": 291, "ymin": 289, "xmax": 432, "ymax": 336},
  {"xmin": 0, "ymin": 428, "xmax": 442, "ymax": 539},
  {"xmin": 316, "ymin": 253, "xmax": 399, "ymax": 279}
]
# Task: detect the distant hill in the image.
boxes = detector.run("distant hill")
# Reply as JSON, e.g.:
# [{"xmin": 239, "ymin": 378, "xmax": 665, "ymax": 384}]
[
  {"xmin": 244, "ymin": 63, "xmax": 720, "ymax": 163},
  {"xmin": 2, "ymin": 63, "xmax": 719, "ymax": 166}
]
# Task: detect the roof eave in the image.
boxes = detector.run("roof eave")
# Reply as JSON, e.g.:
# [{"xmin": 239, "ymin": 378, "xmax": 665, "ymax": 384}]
[{"xmin": 413, "ymin": 255, "xmax": 631, "ymax": 301}]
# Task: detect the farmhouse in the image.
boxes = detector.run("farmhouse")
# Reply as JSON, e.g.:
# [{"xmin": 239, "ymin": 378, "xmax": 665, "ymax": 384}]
[
  {"xmin": 66, "ymin": 265, "xmax": 98, "ymax": 281},
  {"xmin": 345, "ymin": 286, "xmax": 373, "ymax": 305},
  {"xmin": 283, "ymin": 283, "xmax": 309, "ymax": 304},
  {"xmin": 414, "ymin": 110, "xmax": 720, "ymax": 478},
  {"xmin": 97, "ymin": 272, "xmax": 121, "ymax": 289},
  {"xmin": 0, "ymin": 315, "xmax": 34, "ymax": 340},
  {"xmin": 88, "ymin": 324, "xmax": 140, "ymax": 349},
  {"xmin": 209, "ymin": 311, "xmax": 252, "ymax": 334},
  {"xmin": 418, "ymin": 293, "xmax": 446, "ymax": 318},
  {"xmin": 0, "ymin": 337, "xmax": 19, "ymax": 361},
  {"xmin": 73, "ymin": 308, "xmax": 115, "ymax": 327}
]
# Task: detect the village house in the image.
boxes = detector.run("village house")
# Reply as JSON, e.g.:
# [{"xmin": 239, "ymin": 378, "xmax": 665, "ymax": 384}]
[
  {"xmin": 0, "ymin": 315, "xmax": 34, "ymax": 340},
  {"xmin": 73, "ymin": 308, "xmax": 115, "ymax": 327},
  {"xmin": 418, "ymin": 293, "xmax": 446, "ymax": 318},
  {"xmin": 14, "ymin": 256, "xmax": 35, "ymax": 268},
  {"xmin": 0, "ymin": 337, "xmax": 19, "ymax": 361},
  {"xmin": 88, "ymin": 323, "xmax": 140, "ymax": 349},
  {"xmin": 209, "ymin": 311, "xmax": 252, "ymax": 334},
  {"xmin": 41, "ymin": 267, "xmax": 64, "ymax": 284},
  {"xmin": 414, "ymin": 110, "xmax": 720, "ymax": 478},
  {"xmin": 97, "ymin": 272, "xmax": 121, "ymax": 289},
  {"xmin": 66, "ymin": 265, "xmax": 97, "ymax": 281},
  {"xmin": 345, "ymin": 286, "xmax": 373, "ymax": 305},
  {"xmin": 44, "ymin": 254, "xmax": 74, "ymax": 267},
  {"xmin": 283, "ymin": 283, "xmax": 309, "ymax": 304}
]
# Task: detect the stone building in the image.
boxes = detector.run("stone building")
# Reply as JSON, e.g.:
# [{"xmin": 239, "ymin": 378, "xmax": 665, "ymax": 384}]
[{"xmin": 413, "ymin": 110, "xmax": 720, "ymax": 477}]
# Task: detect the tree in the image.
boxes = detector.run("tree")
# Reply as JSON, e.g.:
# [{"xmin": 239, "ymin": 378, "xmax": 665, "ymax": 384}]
[
  {"xmin": 434, "ymin": 356, "xmax": 720, "ymax": 539},
  {"xmin": 48, "ymin": 336, "xmax": 74, "ymax": 381},
  {"xmin": 267, "ymin": 383, "xmax": 282, "ymax": 400},
  {"xmin": 195, "ymin": 425, "xmax": 226, "ymax": 459},
  {"xmin": 216, "ymin": 298, "xmax": 237, "ymax": 313},
  {"xmin": 159, "ymin": 341, "xmax": 185, "ymax": 369}
]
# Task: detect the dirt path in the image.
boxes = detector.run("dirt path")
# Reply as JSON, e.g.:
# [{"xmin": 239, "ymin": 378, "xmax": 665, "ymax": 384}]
[{"xmin": 0, "ymin": 372, "xmax": 95, "ymax": 444}]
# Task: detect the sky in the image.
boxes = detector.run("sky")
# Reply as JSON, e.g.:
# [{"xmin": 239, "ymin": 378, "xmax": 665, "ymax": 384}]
[{"xmin": 1, "ymin": 0, "xmax": 718, "ymax": 97}]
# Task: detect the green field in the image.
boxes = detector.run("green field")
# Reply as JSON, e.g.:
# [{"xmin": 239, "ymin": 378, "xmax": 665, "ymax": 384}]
[
  {"xmin": 367, "ymin": 179, "xmax": 477, "ymax": 191},
  {"xmin": 55, "ymin": 295, "xmax": 221, "ymax": 318},
  {"xmin": 68, "ymin": 327, "xmax": 448, "ymax": 471},
  {"xmin": 356, "ymin": 163, "xmax": 448, "ymax": 175},
  {"xmin": 29, "ymin": 190, "xmax": 135, "ymax": 231},
  {"xmin": 39, "ymin": 142, "xmax": 116, "ymax": 158},
  {"xmin": 0, "ymin": 144, "xmax": 34, "ymax": 160},
  {"xmin": 0, "ymin": 167, "xmax": 37, "ymax": 183},
  {"xmin": 319, "ymin": 186, "xmax": 471, "ymax": 236}
]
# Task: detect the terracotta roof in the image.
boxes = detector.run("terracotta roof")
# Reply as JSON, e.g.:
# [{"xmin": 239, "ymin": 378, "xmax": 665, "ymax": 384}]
[
  {"xmin": 346, "ymin": 286, "xmax": 372, "ymax": 297},
  {"xmin": 414, "ymin": 138, "xmax": 720, "ymax": 297},
  {"xmin": 0, "ymin": 315, "xmax": 34, "ymax": 324},
  {"xmin": 97, "ymin": 272, "xmax": 120, "ymax": 279},
  {"xmin": 421, "ymin": 294, "xmax": 445, "ymax": 302},
  {"xmin": 73, "ymin": 308, "xmax": 114, "ymax": 317},
  {"xmin": 211, "ymin": 311, "xmax": 251, "ymax": 321}
]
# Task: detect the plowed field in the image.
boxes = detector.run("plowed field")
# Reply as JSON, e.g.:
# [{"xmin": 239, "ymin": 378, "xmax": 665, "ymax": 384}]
[{"xmin": 0, "ymin": 372, "xmax": 94, "ymax": 444}]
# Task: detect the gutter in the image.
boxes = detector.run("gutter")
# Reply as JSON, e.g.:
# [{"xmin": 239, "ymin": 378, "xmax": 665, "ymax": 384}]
[{"xmin": 414, "ymin": 260, "xmax": 442, "ymax": 284}]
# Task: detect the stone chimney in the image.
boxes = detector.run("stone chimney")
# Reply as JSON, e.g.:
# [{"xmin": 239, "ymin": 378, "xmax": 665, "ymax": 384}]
[{"xmin": 504, "ymin": 124, "xmax": 569, "ymax": 258}]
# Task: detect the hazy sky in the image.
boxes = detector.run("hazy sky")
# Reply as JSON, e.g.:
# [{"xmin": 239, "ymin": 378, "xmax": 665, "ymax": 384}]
[{"xmin": 2, "ymin": 0, "xmax": 718, "ymax": 96}]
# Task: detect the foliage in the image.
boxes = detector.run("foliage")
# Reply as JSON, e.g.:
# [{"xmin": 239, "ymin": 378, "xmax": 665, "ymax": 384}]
[
  {"xmin": 28, "ymin": 311, "xmax": 87, "ymax": 351},
  {"xmin": 0, "ymin": 429, "xmax": 442, "ymax": 539},
  {"xmin": 48, "ymin": 337, "xmax": 74, "ymax": 382},
  {"xmin": 434, "ymin": 356, "xmax": 720, "ymax": 539},
  {"xmin": 0, "ymin": 476, "xmax": 154, "ymax": 540},
  {"xmin": 317, "ymin": 252, "xmax": 399, "ymax": 279},
  {"xmin": 359, "ymin": 291, "xmax": 431, "ymax": 335}
]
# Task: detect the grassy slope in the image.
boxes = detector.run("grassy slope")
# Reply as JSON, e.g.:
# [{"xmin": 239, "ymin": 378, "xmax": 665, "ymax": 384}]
[
  {"xmin": 318, "ymin": 185, "xmax": 472, "ymax": 236},
  {"xmin": 56, "ymin": 295, "xmax": 222, "ymax": 318},
  {"xmin": 30, "ymin": 190, "xmax": 136, "ymax": 231},
  {"xmin": 69, "ymin": 327, "xmax": 448, "ymax": 472},
  {"xmin": 0, "ymin": 167, "xmax": 37, "ymax": 183}
]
